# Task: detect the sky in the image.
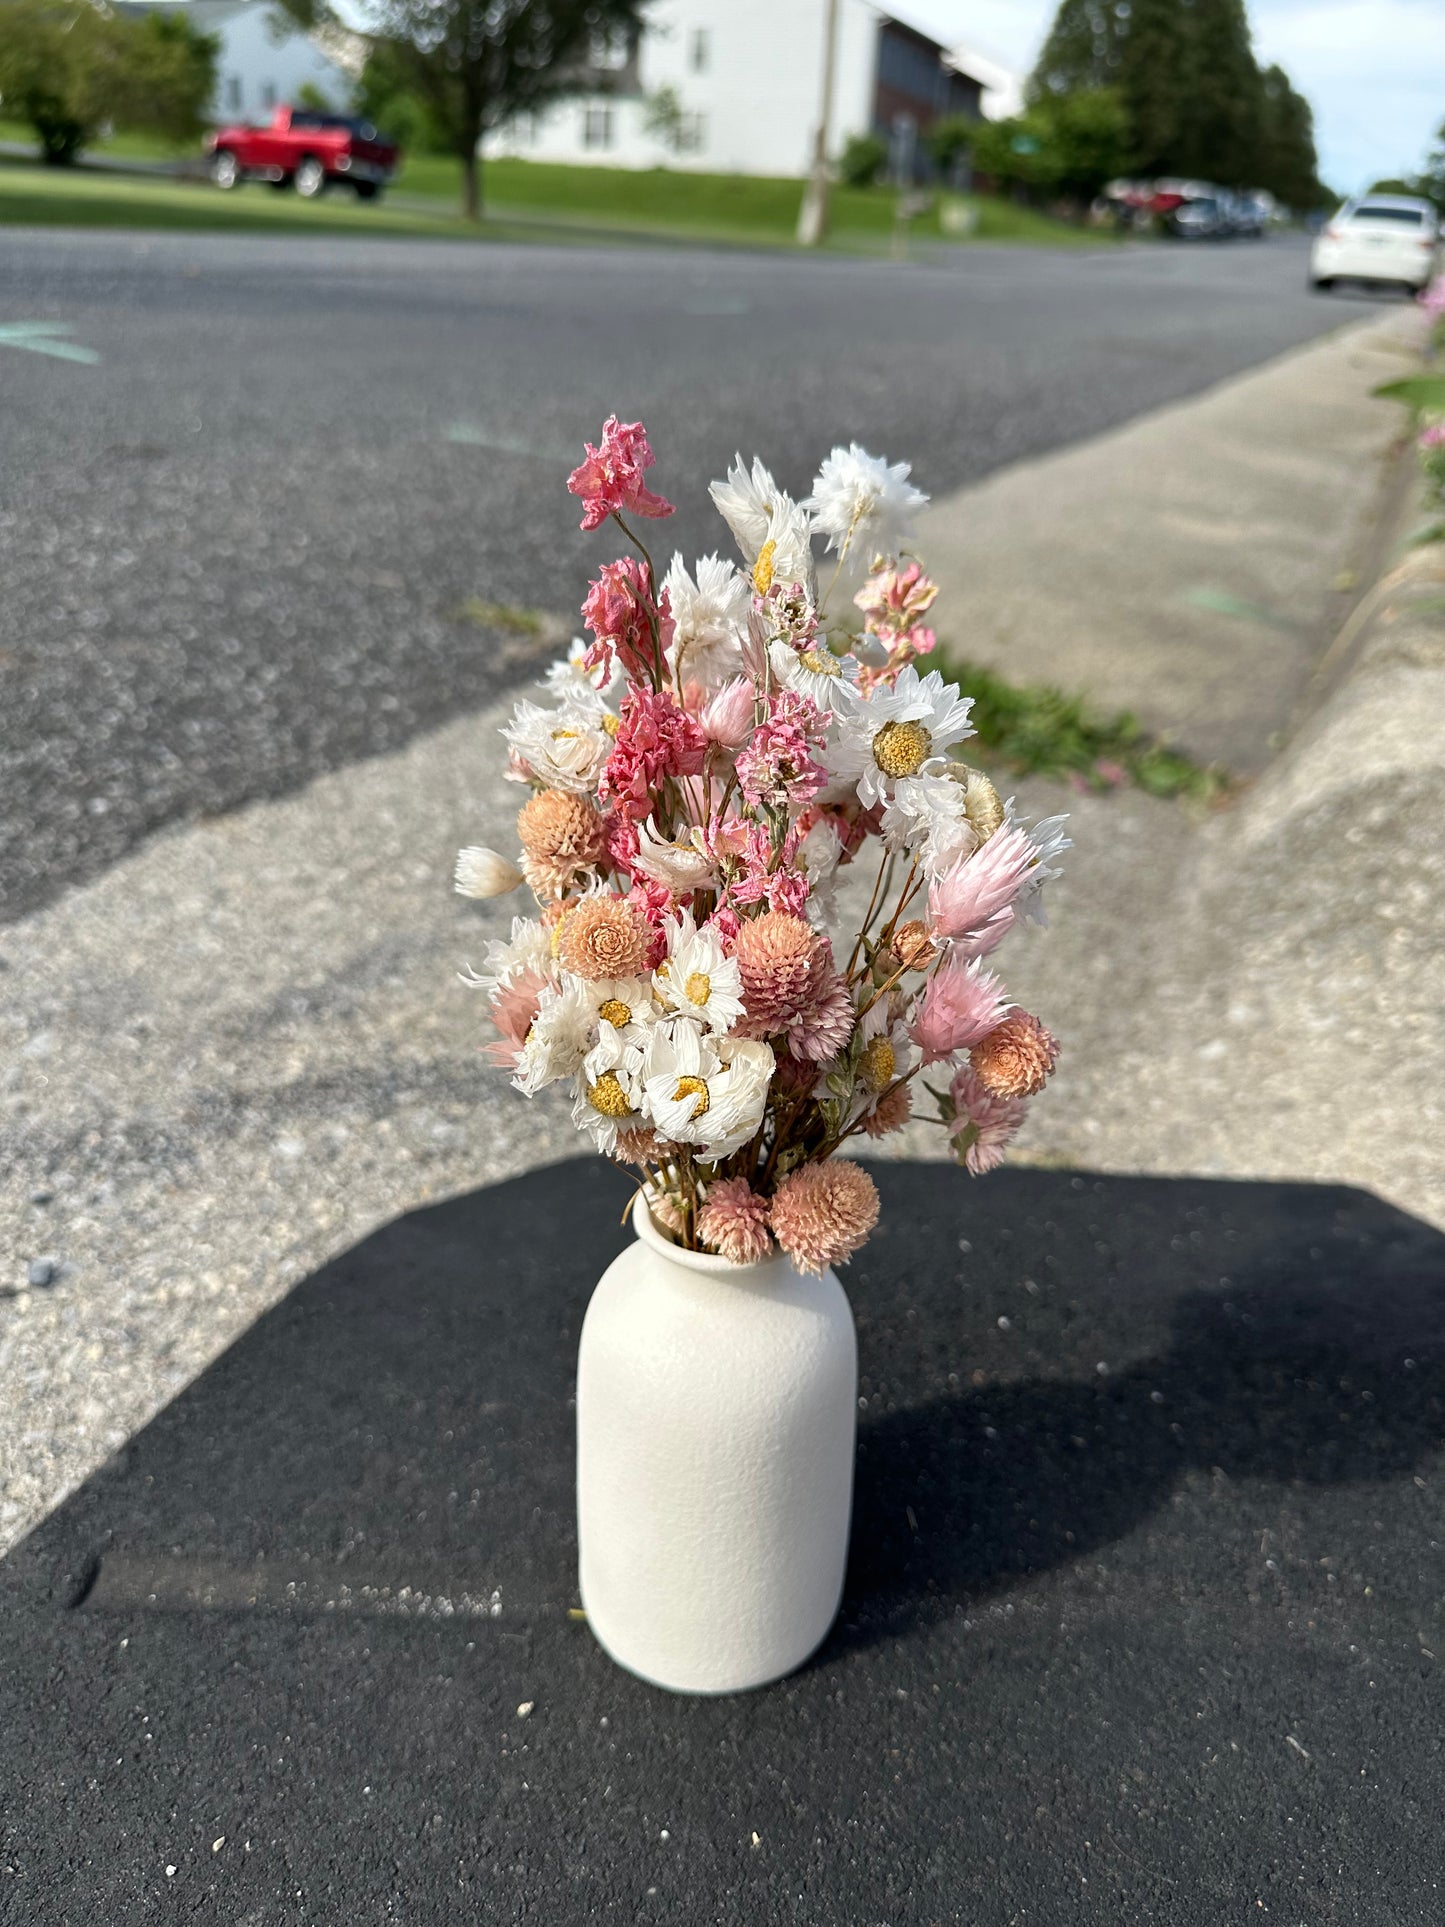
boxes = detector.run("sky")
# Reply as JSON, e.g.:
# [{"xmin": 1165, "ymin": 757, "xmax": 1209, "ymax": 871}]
[{"xmin": 902, "ymin": 0, "xmax": 1445, "ymax": 193}]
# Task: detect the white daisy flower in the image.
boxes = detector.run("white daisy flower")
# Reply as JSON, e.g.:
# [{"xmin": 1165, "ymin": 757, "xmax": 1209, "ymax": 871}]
[
  {"xmin": 512, "ymin": 977, "xmax": 596, "ymax": 1094},
  {"xmin": 579, "ymin": 975, "xmax": 658, "ymax": 1045},
  {"xmin": 459, "ymin": 916, "xmax": 552, "ymax": 996},
  {"xmin": 642, "ymin": 1021, "xmax": 774, "ymax": 1160},
  {"xmin": 829, "ymin": 666, "xmax": 975, "ymax": 808},
  {"xmin": 454, "ymin": 846, "xmax": 524, "ymax": 899},
  {"xmin": 709, "ymin": 453, "xmax": 783, "ymax": 562},
  {"xmin": 540, "ymin": 636, "xmax": 624, "ymax": 703},
  {"xmin": 502, "ymin": 690, "xmax": 614, "ymax": 795},
  {"xmin": 768, "ymin": 638, "xmax": 860, "ymax": 715},
  {"xmin": 663, "ymin": 552, "xmax": 750, "ymax": 689},
  {"xmin": 572, "ymin": 1023, "xmax": 648, "ymax": 1155},
  {"xmin": 630, "ymin": 817, "xmax": 718, "ymax": 894},
  {"xmin": 653, "ymin": 909, "xmax": 745, "ymax": 1036},
  {"xmin": 805, "ymin": 443, "xmax": 928, "ymax": 563}
]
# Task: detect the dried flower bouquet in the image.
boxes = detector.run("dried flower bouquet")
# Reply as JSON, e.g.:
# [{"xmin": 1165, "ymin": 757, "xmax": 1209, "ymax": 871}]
[{"xmin": 456, "ymin": 417, "xmax": 1069, "ymax": 1275}]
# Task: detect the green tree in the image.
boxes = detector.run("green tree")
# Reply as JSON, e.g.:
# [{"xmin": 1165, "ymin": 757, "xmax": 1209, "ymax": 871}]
[
  {"xmin": 1417, "ymin": 119, "xmax": 1445, "ymax": 215},
  {"xmin": 926, "ymin": 114, "xmax": 975, "ymax": 178},
  {"xmin": 278, "ymin": 0, "xmax": 653, "ymax": 220},
  {"xmin": 1253, "ymin": 64, "xmax": 1321, "ymax": 209},
  {"xmin": 0, "ymin": 0, "xmax": 216, "ymax": 164},
  {"xmin": 353, "ymin": 39, "xmax": 450, "ymax": 154},
  {"xmin": 971, "ymin": 90, "xmax": 1130, "ymax": 205},
  {"xmin": 838, "ymin": 131, "xmax": 887, "ymax": 188}
]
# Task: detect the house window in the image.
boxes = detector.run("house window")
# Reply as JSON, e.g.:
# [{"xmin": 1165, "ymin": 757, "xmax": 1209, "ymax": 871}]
[
  {"xmin": 689, "ymin": 28, "xmax": 710, "ymax": 72},
  {"xmin": 261, "ymin": 81, "xmax": 277, "ymax": 110},
  {"xmin": 678, "ymin": 112, "xmax": 706, "ymax": 154},
  {"xmin": 583, "ymin": 103, "xmax": 614, "ymax": 149},
  {"xmin": 225, "ymin": 75, "xmax": 242, "ymax": 113}
]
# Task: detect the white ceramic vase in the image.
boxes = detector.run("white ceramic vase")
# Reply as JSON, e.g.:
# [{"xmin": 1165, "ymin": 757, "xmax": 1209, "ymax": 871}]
[{"xmin": 576, "ymin": 1197, "xmax": 858, "ymax": 1695}]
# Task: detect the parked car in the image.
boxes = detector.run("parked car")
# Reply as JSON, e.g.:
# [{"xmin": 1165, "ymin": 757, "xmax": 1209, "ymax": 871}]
[
  {"xmin": 205, "ymin": 107, "xmax": 400, "ymax": 202},
  {"xmin": 1170, "ymin": 195, "xmax": 1224, "ymax": 240},
  {"xmin": 1310, "ymin": 195, "xmax": 1440, "ymax": 294}
]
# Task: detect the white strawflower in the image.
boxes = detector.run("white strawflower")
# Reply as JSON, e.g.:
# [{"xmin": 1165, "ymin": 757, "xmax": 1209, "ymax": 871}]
[
  {"xmin": 653, "ymin": 909, "xmax": 745, "ymax": 1036},
  {"xmin": 502, "ymin": 692, "xmax": 613, "ymax": 795},
  {"xmin": 828, "ymin": 666, "xmax": 975, "ymax": 808},
  {"xmin": 1012, "ymin": 809, "xmax": 1072, "ymax": 924},
  {"xmin": 459, "ymin": 916, "xmax": 552, "ymax": 996},
  {"xmin": 806, "ymin": 443, "xmax": 928, "ymax": 562},
  {"xmin": 663, "ymin": 552, "xmax": 750, "ymax": 689},
  {"xmin": 798, "ymin": 814, "xmax": 845, "ymax": 928},
  {"xmin": 754, "ymin": 494, "xmax": 815, "ymax": 595},
  {"xmin": 512, "ymin": 978, "xmax": 596, "ymax": 1094},
  {"xmin": 879, "ymin": 772, "xmax": 975, "ymax": 871},
  {"xmin": 454, "ymin": 846, "xmax": 524, "ymax": 899},
  {"xmin": 642, "ymin": 1022, "xmax": 774, "ymax": 1160},
  {"xmin": 709, "ymin": 453, "xmax": 781, "ymax": 562},
  {"xmin": 630, "ymin": 817, "xmax": 718, "ymax": 893}
]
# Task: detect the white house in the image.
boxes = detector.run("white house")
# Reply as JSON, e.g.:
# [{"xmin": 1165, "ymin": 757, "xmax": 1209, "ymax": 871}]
[
  {"xmin": 119, "ymin": 0, "xmax": 359, "ymax": 125},
  {"xmin": 484, "ymin": 0, "xmax": 986, "ymax": 180}
]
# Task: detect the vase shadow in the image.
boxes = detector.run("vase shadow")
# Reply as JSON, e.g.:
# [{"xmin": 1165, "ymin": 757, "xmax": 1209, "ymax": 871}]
[{"xmin": 832, "ymin": 1204, "xmax": 1445, "ymax": 1653}]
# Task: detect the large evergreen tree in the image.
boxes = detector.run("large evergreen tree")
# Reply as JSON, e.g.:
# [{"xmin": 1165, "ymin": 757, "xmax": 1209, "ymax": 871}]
[{"xmin": 1029, "ymin": 0, "xmax": 1320, "ymax": 206}]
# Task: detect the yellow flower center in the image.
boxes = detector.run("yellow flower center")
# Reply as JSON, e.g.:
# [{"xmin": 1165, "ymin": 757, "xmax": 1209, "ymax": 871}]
[
  {"xmin": 552, "ymin": 727, "xmax": 580, "ymax": 741},
  {"xmin": 600, "ymin": 711, "xmax": 621, "ymax": 738},
  {"xmin": 872, "ymin": 718, "xmax": 933, "ymax": 778},
  {"xmin": 752, "ymin": 540, "xmax": 776, "ymax": 595},
  {"xmin": 587, "ymin": 1072, "xmax": 633, "ymax": 1118},
  {"xmin": 800, "ymin": 648, "xmax": 840, "ymax": 677},
  {"xmin": 549, "ymin": 910, "xmax": 572, "ymax": 958},
  {"xmin": 684, "ymin": 972, "xmax": 712, "ymax": 1007},
  {"xmin": 672, "ymin": 1074, "xmax": 711, "ymax": 1120},
  {"xmin": 860, "ymin": 1035, "xmax": 896, "ymax": 1092},
  {"xmin": 597, "ymin": 998, "xmax": 632, "ymax": 1029}
]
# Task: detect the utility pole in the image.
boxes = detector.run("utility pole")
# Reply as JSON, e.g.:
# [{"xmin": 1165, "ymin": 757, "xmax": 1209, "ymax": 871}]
[{"xmin": 796, "ymin": 0, "xmax": 841, "ymax": 247}]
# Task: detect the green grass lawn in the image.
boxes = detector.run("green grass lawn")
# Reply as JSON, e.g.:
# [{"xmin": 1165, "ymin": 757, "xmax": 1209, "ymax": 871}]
[{"xmin": 0, "ymin": 128, "xmax": 1110, "ymax": 253}]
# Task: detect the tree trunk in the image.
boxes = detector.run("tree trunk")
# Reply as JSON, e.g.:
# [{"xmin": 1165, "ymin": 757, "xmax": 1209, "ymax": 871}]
[{"xmin": 460, "ymin": 144, "xmax": 480, "ymax": 221}]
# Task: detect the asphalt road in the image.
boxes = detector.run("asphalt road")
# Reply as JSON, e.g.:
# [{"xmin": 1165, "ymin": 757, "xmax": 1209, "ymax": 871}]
[
  {"xmin": 5, "ymin": 1161, "xmax": 1444, "ymax": 1923},
  {"xmin": 0, "ymin": 227, "xmax": 1378, "ymax": 921}
]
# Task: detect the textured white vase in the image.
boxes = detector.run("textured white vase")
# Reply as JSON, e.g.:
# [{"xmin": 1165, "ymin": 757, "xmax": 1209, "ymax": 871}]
[{"xmin": 576, "ymin": 1197, "xmax": 858, "ymax": 1695}]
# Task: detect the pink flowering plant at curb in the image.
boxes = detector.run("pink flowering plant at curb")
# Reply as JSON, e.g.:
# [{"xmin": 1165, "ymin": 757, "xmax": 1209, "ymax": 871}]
[{"xmin": 455, "ymin": 421, "xmax": 1070, "ymax": 1274}]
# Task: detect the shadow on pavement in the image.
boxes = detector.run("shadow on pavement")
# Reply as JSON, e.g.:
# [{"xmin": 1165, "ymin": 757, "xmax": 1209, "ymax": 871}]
[{"xmin": 3, "ymin": 1159, "xmax": 1443, "ymax": 1921}]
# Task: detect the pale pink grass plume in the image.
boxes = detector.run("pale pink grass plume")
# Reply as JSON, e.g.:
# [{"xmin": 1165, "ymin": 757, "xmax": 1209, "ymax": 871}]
[{"xmin": 909, "ymin": 957, "xmax": 1009, "ymax": 1065}]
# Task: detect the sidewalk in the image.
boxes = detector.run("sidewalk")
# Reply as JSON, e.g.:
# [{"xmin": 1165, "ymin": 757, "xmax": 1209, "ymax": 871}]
[
  {"xmin": 2, "ymin": 309, "xmax": 1440, "ymax": 1561},
  {"xmin": 920, "ymin": 307, "xmax": 1420, "ymax": 771}
]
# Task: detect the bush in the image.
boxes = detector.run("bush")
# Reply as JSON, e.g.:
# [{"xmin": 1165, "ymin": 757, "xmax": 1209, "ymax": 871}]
[
  {"xmin": 839, "ymin": 132, "xmax": 887, "ymax": 189},
  {"xmin": 0, "ymin": 0, "xmax": 216, "ymax": 164},
  {"xmin": 927, "ymin": 115, "xmax": 975, "ymax": 177}
]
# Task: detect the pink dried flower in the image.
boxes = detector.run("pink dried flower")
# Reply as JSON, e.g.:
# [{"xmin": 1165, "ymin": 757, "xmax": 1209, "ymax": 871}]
[
  {"xmin": 948, "ymin": 1065, "xmax": 1026, "ymax": 1174},
  {"xmin": 769, "ymin": 1159, "xmax": 880, "ymax": 1276},
  {"xmin": 567, "ymin": 415, "xmax": 676, "ymax": 533},
  {"xmin": 699, "ymin": 676, "xmax": 756, "ymax": 748},
  {"xmin": 1419, "ymin": 422, "xmax": 1445, "ymax": 452},
  {"xmin": 480, "ymin": 965, "xmax": 550, "ymax": 1069},
  {"xmin": 556, "ymin": 893, "xmax": 651, "ymax": 981},
  {"xmin": 862, "ymin": 1079, "xmax": 912, "ymax": 1137},
  {"xmin": 733, "ymin": 910, "xmax": 827, "ymax": 1029},
  {"xmin": 909, "ymin": 957, "xmax": 1009, "ymax": 1065},
  {"xmin": 581, "ymin": 557, "xmax": 672, "ymax": 684},
  {"xmin": 516, "ymin": 789, "xmax": 607, "ymax": 899},
  {"xmin": 927, "ymin": 823, "xmax": 1036, "ymax": 955},
  {"xmin": 735, "ymin": 690, "xmax": 826, "ymax": 811},
  {"xmin": 970, "ymin": 1011, "xmax": 1060, "ymax": 1098},
  {"xmin": 601, "ymin": 686, "xmax": 708, "ymax": 821},
  {"xmin": 854, "ymin": 559, "xmax": 939, "ymax": 629},
  {"xmin": 696, "ymin": 1177, "xmax": 774, "ymax": 1265},
  {"xmin": 615, "ymin": 1125, "xmax": 665, "ymax": 1165}
]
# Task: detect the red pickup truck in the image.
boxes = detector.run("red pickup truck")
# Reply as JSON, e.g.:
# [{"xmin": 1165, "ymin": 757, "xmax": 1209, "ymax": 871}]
[{"xmin": 206, "ymin": 107, "xmax": 400, "ymax": 202}]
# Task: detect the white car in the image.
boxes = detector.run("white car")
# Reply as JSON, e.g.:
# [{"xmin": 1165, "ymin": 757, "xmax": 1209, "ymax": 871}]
[{"xmin": 1310, "ymin": 194, "xmax": 1440, "ymax": 294}]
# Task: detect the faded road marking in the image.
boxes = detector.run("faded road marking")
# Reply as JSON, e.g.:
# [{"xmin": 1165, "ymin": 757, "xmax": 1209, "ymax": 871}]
[{"xmin": 0, "ymin": 322, "xmax": 100, "ymax": 365}]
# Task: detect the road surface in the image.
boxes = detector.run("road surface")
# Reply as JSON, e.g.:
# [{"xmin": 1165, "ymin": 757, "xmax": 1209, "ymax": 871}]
[{"xmin": 0, "ymin": 227, "xmax": 1386, "ymax": 919}]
